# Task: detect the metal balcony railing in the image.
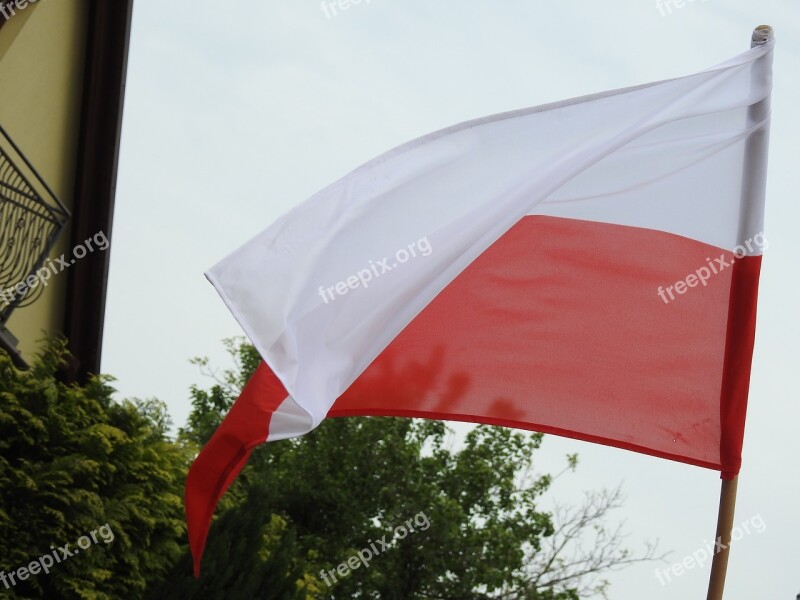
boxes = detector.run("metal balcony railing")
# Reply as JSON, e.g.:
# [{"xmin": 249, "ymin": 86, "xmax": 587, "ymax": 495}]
[{"xmin": 0, "ymin": 124, "xmax": 70, "ymax": 326}]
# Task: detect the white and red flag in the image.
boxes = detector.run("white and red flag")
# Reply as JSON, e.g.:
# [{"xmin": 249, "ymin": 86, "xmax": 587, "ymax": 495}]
[{"xmin": 187, "ymin": 37, "xmax": 773, "ymax": 575}]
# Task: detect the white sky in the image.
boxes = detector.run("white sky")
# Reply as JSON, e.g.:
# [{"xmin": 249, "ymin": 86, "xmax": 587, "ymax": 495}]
[{"xmin": 101, "ymin": 1, "xmax": 800, "ymax": 598}]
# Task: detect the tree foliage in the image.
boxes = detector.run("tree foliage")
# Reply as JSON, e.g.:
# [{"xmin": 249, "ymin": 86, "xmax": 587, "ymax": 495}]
[{"xmin": 0, "ymin": 340, "xmax": 189, "ymax": 599}]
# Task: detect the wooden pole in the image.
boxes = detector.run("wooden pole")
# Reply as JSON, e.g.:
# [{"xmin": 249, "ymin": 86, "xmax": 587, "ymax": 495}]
[{"xmin": 705, "ymin": 477, "xmax": 739, "ymax": 600}]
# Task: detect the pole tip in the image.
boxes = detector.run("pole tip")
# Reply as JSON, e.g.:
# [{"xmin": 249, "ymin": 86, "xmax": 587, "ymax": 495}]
[{"xmin": 751, "ymin": 25, "xmax": 773, "ymax": 46}]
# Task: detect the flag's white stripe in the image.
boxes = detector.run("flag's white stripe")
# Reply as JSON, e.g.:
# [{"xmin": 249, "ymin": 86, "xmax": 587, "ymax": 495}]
[
  {"xmin": 207, "ymin": 40, "xmax": 773, "ymax": 431},
  {"xmin": 267, "ymin": 395, "xmax": 313, "ymax": 442},
  {"xmin": 530, "ymin": 116, "xmax": 769, "ymax": 253}
]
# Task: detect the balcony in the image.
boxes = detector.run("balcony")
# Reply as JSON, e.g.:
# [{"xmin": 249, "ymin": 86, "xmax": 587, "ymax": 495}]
[{"xmin": 0, "ymin": 124, "xmax": 70, "ymax": 366}]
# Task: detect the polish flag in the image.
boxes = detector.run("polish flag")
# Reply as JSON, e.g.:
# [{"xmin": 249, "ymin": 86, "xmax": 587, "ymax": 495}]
[{"xmin": 187, "ymin": 37, "xmax": 773, "ymax": 575}]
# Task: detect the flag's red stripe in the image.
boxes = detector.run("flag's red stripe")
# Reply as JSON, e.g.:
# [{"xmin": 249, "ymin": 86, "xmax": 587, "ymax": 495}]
[
  {"xmin": 719, "ymin": 255, "xmax": 761, "ymax": 479},
  {"xmin": 185, "ymin": 362, "xmax": 287, "ymax": 577},
  {"xmin": 330, "ymin": 215, "xmax": 761, "ymax": 475}
]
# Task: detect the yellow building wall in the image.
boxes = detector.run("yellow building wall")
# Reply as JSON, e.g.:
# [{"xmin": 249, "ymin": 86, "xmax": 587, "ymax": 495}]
[{"xmin": 0, "ymin": 0, "xmax": 88, "ymax": 364}]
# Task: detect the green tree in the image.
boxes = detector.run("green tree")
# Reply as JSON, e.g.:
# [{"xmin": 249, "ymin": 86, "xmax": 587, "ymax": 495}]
[{"xmin": 0, "ymin": 340, "xmax": 189, "ymax": 599}]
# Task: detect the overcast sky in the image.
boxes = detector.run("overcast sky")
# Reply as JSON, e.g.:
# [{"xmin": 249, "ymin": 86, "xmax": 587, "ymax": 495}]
[{"xmin": 101, "ymin": 1, "xmax": 799, "ymax": 597}]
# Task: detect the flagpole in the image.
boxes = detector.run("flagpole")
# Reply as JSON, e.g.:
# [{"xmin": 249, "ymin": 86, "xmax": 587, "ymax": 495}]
[
  {"xmin": 706, "ymin": 476, "xmax": 738, "ymax": 599},
  {"xmin": 705, "ymin": 25, "xmax": 773, "ymax": 600}
]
